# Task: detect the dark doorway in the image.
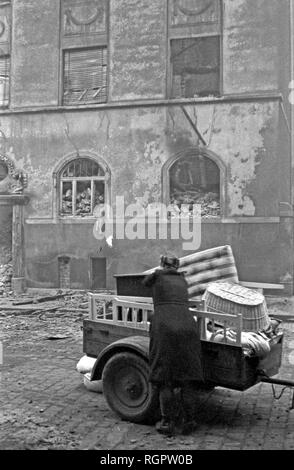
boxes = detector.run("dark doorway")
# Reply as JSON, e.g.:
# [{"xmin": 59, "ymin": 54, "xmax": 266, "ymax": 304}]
[{"xmin": 91, "ymin": 257, "xmax": 106, "ymax": 290}]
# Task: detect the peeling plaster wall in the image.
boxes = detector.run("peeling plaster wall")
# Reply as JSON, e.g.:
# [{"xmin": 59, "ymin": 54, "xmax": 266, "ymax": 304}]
[
  {"xmin": 1, "ymin": 0, "xmax": 292, "ymax": 291},
  {"xmin": 0, "ymin": 98, "xmax": 290, "ymax": 289},
  {"xmin": 209, "ymin": 102, "xmax": 279, "ymax": 216},
  {"xmin": 109, "ymin": 0, "xmax": 167, "ymax": 100},
  {"xmin": 223, "ymin": 0, "xmax": 281, "ymax": 93},
  {"xmin": 10, "ymin": 0, "xmax": 288, "ymax": 105},
  {"xmin": 0, "ymin": 101, "xmax": 280, "ymax": 218},
  {"xmin": 11, "ymin": 0, "xmax": 60, "ymax": 107}
]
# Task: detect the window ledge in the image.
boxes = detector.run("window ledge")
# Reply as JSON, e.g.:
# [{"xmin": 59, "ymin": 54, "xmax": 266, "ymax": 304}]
[
  {"xmin": 2, "ymin": 91, "xmax": 283, "ymax": 116},
  {"xmin": 26, "ymin": 217, "xmax": 97, "ymax": 224},
  {"xmin": 25, "ymin": 216, "xmax": 281, "ymax": 225}
]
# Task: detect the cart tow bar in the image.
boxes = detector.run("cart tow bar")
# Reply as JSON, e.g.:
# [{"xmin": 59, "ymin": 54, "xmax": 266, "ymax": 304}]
[{"xmin": 258, "ymin": 370, "xmax": 294, "ymax": 410}]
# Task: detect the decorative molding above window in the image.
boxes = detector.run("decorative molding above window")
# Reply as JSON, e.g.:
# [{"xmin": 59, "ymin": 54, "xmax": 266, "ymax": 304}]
[
  {"xmin": 171, "ymin": 0, "xmax": 220, "ymax": 29},
  {"xmin": 61, "ymin": 0, "xmax": 108, "ymax": 48}
]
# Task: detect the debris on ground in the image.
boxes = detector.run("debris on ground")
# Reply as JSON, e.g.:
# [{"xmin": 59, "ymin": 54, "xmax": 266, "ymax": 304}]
[{"xmin": 0, "ymin": 262, "xmax": 13, "ymax": 295}]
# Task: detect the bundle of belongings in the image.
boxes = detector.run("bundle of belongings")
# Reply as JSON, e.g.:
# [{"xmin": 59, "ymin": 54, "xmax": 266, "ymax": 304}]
[
  {"xmin": 148, "ymin": 245, "xmax": 282, "ymax": 359},
  {"xmin": 206, "ymin": 315, "xmax": 282, "ymax": 359}
]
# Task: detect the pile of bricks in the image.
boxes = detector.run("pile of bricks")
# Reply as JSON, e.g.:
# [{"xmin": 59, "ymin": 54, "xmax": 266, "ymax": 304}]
[{"xmin": 170, "ymin": 190, "xmax": 221, "ymax": 218}]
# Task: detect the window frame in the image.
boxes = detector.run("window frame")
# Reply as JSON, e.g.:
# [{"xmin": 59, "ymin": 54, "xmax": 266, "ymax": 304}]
[
  {"xmin": 162, "ymin": 147, "xmax": 226, "ymax": 219},
  {"xmin": 53, "ymin": 154, "xmax": 111, "ymax": 220},
  {"xmin": 59, "ymin": 0, "xmax": 109, "ymax": 106},
  {"xmin": 167, "ymin": 0, "xmax": 223, "ymax": 100},
  {"xmin": 62, "ymin": 45, "xmax": 108, "ymax": 106}
]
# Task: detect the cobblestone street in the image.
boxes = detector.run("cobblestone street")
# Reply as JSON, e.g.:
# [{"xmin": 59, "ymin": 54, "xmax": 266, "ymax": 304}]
[{"xmin": 0, "ymin": 296, "xmax": 294, "ymax": 451}]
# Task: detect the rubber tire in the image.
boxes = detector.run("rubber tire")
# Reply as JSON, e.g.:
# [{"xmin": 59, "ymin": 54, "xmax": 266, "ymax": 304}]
[{"xmin": 102, "ymin": 352, "xmax": 159, "ymax": 424}]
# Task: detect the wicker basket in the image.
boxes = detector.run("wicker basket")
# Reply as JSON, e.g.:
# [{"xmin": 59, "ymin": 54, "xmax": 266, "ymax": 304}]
[{"xmin": 203, "ymin": 282, "xmax": 271, "ymax": 332}]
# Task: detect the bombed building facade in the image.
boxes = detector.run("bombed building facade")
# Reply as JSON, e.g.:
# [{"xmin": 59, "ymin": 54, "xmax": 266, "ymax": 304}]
[{"xmin": 0, "ymin": 0, "xmax": 293, "ymax": 293}]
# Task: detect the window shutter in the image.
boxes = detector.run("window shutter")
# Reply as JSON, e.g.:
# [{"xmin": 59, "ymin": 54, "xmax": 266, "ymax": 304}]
[{"xmin": 63, "ymin": 48, "xmax": 107, "ymax": 105}]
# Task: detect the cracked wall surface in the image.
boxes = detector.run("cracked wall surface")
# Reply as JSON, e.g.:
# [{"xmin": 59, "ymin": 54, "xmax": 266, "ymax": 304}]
[
  {"xmin": 0, "ymin": 101, "xmax": 280, "ymax": 219},
  {"xmin": 0, "ymin": 0, "xmax": 292, "ymax": 291}
]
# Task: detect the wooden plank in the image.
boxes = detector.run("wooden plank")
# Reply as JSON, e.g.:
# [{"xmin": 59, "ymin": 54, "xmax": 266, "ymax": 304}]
[
  {"xmin": 240, "ymin": 281, "xmax": 284, "ymax": 290},
  {"xmin": 83, "ymin": 319, "xmax": 148, "ymax": 357},
  {"xmin": 190, "ymin": 308, "xmax": 242, "ymax": 346},
  {"xmin": 90, "ymin": 294, "xmax": 153, "ymax": 304},
  {"xmin": 111, "ymin": 299, "xmax": 153, "ymax": 311}
]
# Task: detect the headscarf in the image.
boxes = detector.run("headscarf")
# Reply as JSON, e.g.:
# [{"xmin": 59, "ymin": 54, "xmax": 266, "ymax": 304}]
[{"xmin": 160, "ymin": 255, "xmax": 180, "ymax": 270}]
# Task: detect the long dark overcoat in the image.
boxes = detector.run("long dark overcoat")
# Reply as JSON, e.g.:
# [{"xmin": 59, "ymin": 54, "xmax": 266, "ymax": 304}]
[{"xmin": 143, "ymin": 268, "xmax": 204, "ymax": 385}]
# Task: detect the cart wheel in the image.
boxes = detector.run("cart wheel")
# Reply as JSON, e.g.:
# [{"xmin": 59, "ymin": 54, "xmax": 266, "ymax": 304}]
[{"xmin": 102, "ymin": 352, "xmax": 159, "ymax": 424}]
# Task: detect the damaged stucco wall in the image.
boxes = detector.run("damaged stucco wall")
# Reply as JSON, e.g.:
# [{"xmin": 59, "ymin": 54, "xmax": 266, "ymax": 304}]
[
  {"xmin": 0, "ymin": 0, "xmax": 291, "ymax": 291},
  {"xmin": 109, "ymin": 0, "xmax": 167, "ymax": 101},
  {"xmin": 11, "ymin": 0, "xmax": 60, "ymax": 108},
  {"xmin": 0, "ymin": 100, "xmax": 280, "ymax": 218},
  {"xmin": 223, "ymin": 0, "xmax": 280, "ymax": 94},
  {"xmin": 0, "ymin": 97, "xmax": 288, "ymax": 289},
  {"xmin": 9, "ymin": 0, "xmax": 288, "ymax": 105}
]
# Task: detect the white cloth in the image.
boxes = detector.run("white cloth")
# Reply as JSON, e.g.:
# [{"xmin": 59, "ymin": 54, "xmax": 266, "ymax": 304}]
[{"xmin": 211, "ymin": 328, "xmax": 271, "ymax": 358}]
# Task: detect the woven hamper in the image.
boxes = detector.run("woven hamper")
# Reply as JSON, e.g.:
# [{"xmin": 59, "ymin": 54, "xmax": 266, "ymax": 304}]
[{"xmin": 203, "ymin": 282, "xmax": 271, "ymax": 332}]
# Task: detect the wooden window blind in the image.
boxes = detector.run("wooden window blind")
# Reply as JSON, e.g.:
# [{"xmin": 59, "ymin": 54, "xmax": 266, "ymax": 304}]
[
  {"xmin": 0, "ymin": 56, "xmax": 10, "ymax": 107},
  {"xmin": 63, "ymin": 47, "xmax": 107, "ymax": 105}
]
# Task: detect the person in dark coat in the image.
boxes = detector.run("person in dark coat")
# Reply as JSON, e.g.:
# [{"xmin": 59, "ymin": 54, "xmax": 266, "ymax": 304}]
[{"xmin": 143, "ymin": 255, "xmax": 204, "ymax": 436}]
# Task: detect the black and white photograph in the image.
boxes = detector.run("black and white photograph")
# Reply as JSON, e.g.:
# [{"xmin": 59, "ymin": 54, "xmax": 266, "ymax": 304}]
[{"xmin": 0, "ymin": 0, "xmax": 294, "ymax": 457}]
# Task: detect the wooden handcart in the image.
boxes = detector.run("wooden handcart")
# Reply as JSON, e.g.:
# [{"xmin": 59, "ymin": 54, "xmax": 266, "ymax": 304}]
[{"xmin": 83, "ymin": 282, "xmax": 293, "ymax": 424}]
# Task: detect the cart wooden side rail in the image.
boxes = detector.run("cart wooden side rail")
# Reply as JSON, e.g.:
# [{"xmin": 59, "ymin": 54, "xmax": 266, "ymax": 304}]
[{"xmin": 88, "ymin": 293, "xmax": 244, "ymax": 345}]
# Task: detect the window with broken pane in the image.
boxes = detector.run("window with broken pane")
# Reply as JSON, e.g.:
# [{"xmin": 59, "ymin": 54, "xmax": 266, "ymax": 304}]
[
  {"xmin": 59, "ymin": 158, "xmax": 108, "ymax": 217},
  {"xmin": 169, "ymin": 155, "xmax": 221, "ymax": 218},
  {"xmin": 170, "ymin": 36, "xmax": 220, "ymax": 98},
  {"xmin": 63, "ymin": 47, "xmax": 107, "ymax": 105}
]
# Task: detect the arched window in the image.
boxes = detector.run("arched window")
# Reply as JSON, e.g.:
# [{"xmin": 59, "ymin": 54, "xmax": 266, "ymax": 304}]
[
  {"xmin": 167, "ymin": 152, "xmax": 221, "ymax": 218},
  {"xmin": 58, "ymin": 157, "xmax": 110, "ymax": 217}
]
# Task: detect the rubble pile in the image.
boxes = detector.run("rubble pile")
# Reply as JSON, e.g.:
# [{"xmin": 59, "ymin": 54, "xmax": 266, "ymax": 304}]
[
  {"xmin": 61, "ymin": 185, "xmax": 104, "ymax": 217},
  {"xmin": 0, "ymin": 289, "xmax": 110, "ymax": 317},
  {"xmin": 170, "ymin": 190, "xmax": 221, "ymax": 218},
  {"xmin": 0, "ymin": 262, "xmax": 13, "ymax": 294}
]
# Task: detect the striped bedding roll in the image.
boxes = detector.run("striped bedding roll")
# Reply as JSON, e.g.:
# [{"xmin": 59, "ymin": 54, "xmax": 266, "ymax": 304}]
[
  {"xmin": 178, "ymin": 245, "xmax": 239, "ymax": 297},
  {"xmin": 144, "ymin": 246, "xmax": 239, "ymax": 298}
]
